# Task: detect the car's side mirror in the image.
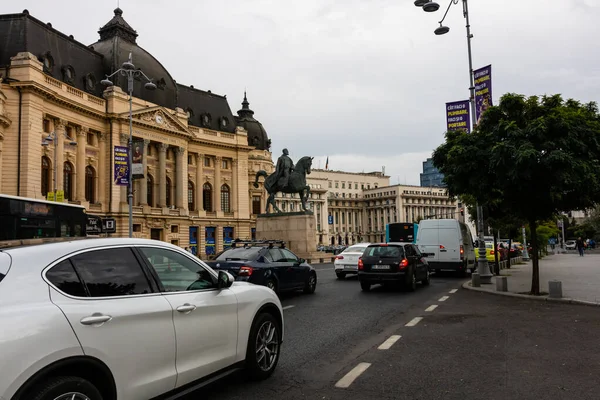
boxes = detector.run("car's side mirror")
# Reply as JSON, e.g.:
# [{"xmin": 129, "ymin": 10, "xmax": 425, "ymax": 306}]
[
  {"xmin": 217, "ymin": 270, "xmax": 234, "ymax": 289},
  {"xmin": 298, "ymin": 258, "xmax": 306, "ymax": 264}
]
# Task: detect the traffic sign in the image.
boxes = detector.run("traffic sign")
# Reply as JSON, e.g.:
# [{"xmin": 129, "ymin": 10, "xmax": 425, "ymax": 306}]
[
  {"xmin": 328, "ymin": 215, "xmax": 334, "ymax": 225},
  {"xmin": 86, "ymin": 215, "xmax": 103, "ymax": 235},
  {"xmin": 102, "ymin": 218, "xmax": 116, "ymax": 233}
]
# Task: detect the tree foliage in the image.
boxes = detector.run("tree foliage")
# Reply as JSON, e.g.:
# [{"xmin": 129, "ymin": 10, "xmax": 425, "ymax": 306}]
[{"xmin": 433, "ymin": 93, "xmax": 600, "ymax": 294}]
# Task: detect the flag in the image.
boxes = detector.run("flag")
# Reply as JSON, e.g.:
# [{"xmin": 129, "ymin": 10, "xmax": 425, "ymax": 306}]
[{"xmin": 325, "ymin": 156, "xmax": 329, "ymax": 170}]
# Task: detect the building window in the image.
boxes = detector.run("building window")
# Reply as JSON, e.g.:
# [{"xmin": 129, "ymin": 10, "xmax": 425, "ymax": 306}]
[
  {"xmin": 87, "ymin": 132, "xmax": 94, "ymax": 146},
  {"xmin": 328, "ymin": 181, "xmax": 332, "ymax": 188},
  {"xmin": 188, "ymin": 155, "xmax": 193, "ymax": 165},
  {"xmin": 203, "ymin": 183, "xmax": 212, "ymax": 211},
  {"xmin": 252, "ymin": 195, "xmax": 262, "ymax": 215},
  {"xmin": 63, "ymin": 162, "xmax": 74, "ymax": 201},
  {"xmin": 147, "ymin": 175, "xmax": 154, "ymax": 206},
  {"xmin": 166, "ymin": 177, "xmax": 172, "ymax": 207},
  {"xmin": 188, "ymin": 181, "xmax": 195, "ymax": 211},
  {"xmin": 43, "ymin": 119, "xmax": 50, "ymax": 133},
  {"xmin": 342, "ymin": 183, "xmax": 345, "ymax": 189},
  {"xmin": 355, "ymin": 183, "xmax": 358, "ymax": 189},
  {"xmin": 222, "ymin": 159, "xmax": 229, "ymax": 169},
  {"xmin": 221, "ymin": 184, "xmax": 230, "ymax": 213},
  {"xmin": 204, "ymin": 157, "xmax": 211, "ymax": 167},
  {"xmin": 335, "ymin": 182, "xmax": 339, "ymax": 188},
  {"xmin": 85, "ymin": 166, "xmax": 95, "ymax": 203},
  {"xmin": 41, "ymin": 156, "xmax": 51, "ymax": 196}
]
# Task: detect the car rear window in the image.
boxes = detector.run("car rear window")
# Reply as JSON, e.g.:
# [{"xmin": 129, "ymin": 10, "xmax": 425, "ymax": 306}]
[
  {"xmin": 0, "ymin": 252, "xmax": 11, "ymax": 284},
  {"xmin": 364, "ymin": 245, "xmax": 404, "ymax": 258},
  {"xmin": 216, "ymin": 247, "xmax": 261, "ymax": 261},
  {"xmin": 344, "ymin": 245, "xmax": 367, "ymax": 253}
]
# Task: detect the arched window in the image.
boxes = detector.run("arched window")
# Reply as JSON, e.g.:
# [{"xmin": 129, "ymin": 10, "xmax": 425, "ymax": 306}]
[
  {"xmin": 147, "ymin": 175, "xmax": 154, "ymax": 207},
  {"xmin": 188, "ymin": 181, "xmax": 195, "ymax": 211},
  {"xmin": 85, "ymin": 166, "xmax": 95, "ymax": 203},
  {"xmin": 221, "ymin": 184, "xmax": 230, "ymax": 213},
  {"xmin": 166, "ymin": 177, "xmax": 172, "ymax": 207},
  {"xmin": 203, "ymin": 183, "xmax": 212, "ymax": 212},
  {"xmin": 41, "ymin": 156, "xmax": 51, "ymax": 196},
  {"xmin": 63, "ymin": 162, "xmax": 74, "ymax": 201}
]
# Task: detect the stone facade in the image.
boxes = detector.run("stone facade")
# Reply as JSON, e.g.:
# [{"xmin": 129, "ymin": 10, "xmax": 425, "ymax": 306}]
[{"xmin": 0, "ymin": 52, "xmax": 274, "ymax": 258}]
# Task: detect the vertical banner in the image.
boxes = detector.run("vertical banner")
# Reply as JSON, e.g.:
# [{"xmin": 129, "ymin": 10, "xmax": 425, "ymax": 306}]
[
  {"xmin": 223, "ymin": 227, "xmax": 234, "ymax": 249},
  {"xmin": 474, "ymin": 64, "xmax": 493, "ymax": 124},
  {"xmin": 446, "ymin": 100, "xmax": 471, "ymax": 133},
  {"xmin": 205, "ymin": 226, "xmax": 216, "ymax": 256},
  {"xmin": 132, "ymin": 140, "xmax": 144, "ymax": 180},
  {"xmin": 189, "ymin": 226, "xmax": 198, "ymax": 256},
  {"xmin": 114, "ymin": 145, "xmax": 129, "ymax": 186}
]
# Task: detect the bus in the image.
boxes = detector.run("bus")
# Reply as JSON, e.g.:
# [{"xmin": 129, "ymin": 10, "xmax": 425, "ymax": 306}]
[
  {"xmin": 386, "ymin": 222, "xmax": 419, "ymax": 244},
  {"xmin": 0, "ymin": 194, "xmax": 88, "ymax": 243}
]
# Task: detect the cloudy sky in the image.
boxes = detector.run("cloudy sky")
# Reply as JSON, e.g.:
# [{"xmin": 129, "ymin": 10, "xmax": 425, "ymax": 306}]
[{"xmin": 8, "ymin": 0, "xmax": 600, "ymax": 185}]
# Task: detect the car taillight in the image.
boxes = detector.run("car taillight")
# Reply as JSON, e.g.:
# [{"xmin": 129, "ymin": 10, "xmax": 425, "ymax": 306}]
[
  {"xmin": 238, "ymin": 266, "xmax": 253, "ymax": 276},
  {"xmin": 440, "ymin": 245, "xmax": 445, "ymax": 249},
  {"xmin": 490, "ymin": 250, "xmax": 495, "ymax": 255},
  {"xmin": 358, "ymin": 258, "xmax": 364, "ymax": 270},
  {"xmin": 335, "ymin": 255, "xmax": 344, "ymax": 260},
  {"xmin": 460, "ymin": 245, "xmax": 464, "ymax": 259},
  {"xmin": 399, "ymin": 258, "xmax": 409, "ymax": 269}
]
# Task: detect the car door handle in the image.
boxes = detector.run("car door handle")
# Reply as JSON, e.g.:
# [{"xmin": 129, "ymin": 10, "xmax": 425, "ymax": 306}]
[
  {"xmin": 80, "ymin": 313, "xmax": 112, "ymax": 326},
  {"xmin": 440, "ymin": 249, "xmax": 447, "ymax": 252},
  {"xmin": 176, "ymin": 303, "xmax": 197, "ymax": 313}
]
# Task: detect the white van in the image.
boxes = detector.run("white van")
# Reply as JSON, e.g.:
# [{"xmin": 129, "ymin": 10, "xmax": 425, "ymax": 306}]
[{"xmin": 416, "ymin": 219, "xmax": 476, "ymax": 276}]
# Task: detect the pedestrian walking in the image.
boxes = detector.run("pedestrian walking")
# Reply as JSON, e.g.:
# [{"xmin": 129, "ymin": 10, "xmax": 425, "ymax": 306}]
[{"xmin": 575, "ymin": 237, "xmax": 585, "ymax": 257}]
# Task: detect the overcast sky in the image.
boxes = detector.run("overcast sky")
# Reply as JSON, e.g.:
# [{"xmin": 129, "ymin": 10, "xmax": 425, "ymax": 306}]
[{"xmin": 8, "ymin": 0, "xmax": 600, "ymax": 185}]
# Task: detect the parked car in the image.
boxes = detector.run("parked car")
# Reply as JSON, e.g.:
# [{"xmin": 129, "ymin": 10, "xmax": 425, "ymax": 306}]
[
  {"xmin": 205, "ymin": 240, "xmax": 317, "ymax": 295},
  {"xmin": 565, "ymin": 240, "xmax": 577, "ymax": 250},
  {"xmin": 334, "ymin": 243, "xmax": 371, "ymax": 279},
  {"xmin": 416, "ymin": 219, "xmax": 476, "ymax": 276},
  {"xmin": 474, "ymin": 241, "xmax": 499, "ymax": 263},
  {"xmin": 357, "ymin": 242, "xmax": 430, "ymax": 292},
  {"xmin": 0, "ymin": 238, "xmax": 284, "ymax": 400}
]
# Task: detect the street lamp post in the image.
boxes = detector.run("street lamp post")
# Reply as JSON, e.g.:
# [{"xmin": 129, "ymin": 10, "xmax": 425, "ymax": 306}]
[
  {"xmin": 416, "ymin": 0, "xmax": 492, "ymax": 283},
  {"xmin": 101, "ymin": 53, "xmax": 156, "ymax": 238},
  {"xmin": 42, "ymin": 132, "xmax": 78, "ymax": 201}
]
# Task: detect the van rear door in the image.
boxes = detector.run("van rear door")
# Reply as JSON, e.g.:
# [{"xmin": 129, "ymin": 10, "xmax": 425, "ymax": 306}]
[
  {"xmin": 417, "ymin": 227, "xmax": 440, "ymax": 262},
  {"xmin": 438, "ymin": 226, "xmax": 461, "ymax": 263}
]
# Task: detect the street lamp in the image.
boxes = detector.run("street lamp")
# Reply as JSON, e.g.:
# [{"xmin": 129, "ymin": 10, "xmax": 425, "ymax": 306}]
[
  {"xmin": 101, "ymin": 52, "xmax": 156, "ymax": 238},
  {"xmin": 42, "ymin": 132, "xmax": 78, "ymax": 202},
  {"xmin": 416, "ymin": 0, "xmax": 492, "ymax": 283}
]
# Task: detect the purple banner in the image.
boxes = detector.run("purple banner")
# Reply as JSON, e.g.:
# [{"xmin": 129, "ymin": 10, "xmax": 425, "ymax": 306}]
[
  {"xmin": 474, "ymin": 64, "xmax": 493, "ymax": 125},
  {"xmin": 446, "ymin": 100, "xmax": 471, "ymax": 133},
  {"xmin": 114, "ymin": 145, "xmax": 129, "ymax": 186}
]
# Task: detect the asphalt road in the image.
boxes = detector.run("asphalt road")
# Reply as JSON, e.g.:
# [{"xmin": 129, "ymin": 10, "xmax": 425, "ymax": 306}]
[{"xmin": 185, "ymin": 264, "xmax": 464, "ymax": 399}]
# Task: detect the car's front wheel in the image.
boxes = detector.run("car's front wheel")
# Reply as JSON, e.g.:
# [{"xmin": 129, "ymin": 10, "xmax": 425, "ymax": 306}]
[
  {"xmin": 422, "ymin": 269, "xmax": 431, "ymax": 286},
  {"xmin": 246, "ymin": 313, "xmax": 281, "ymax": 380},
  {"xmin": 29, "ymin": 376, "xmax": 103, "ymax": 400}
]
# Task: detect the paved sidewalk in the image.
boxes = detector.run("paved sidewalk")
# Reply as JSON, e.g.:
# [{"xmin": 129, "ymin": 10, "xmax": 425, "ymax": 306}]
[{"xmin": 472, "ymin": 253, "xmax": 600, "ymax": 304}]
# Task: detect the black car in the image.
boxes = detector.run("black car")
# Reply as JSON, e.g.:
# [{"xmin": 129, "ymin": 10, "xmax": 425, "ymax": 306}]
[
  {"xmin": 357, "ymin": 242, "xmax": 430, "ymax": 292},
  {"xmin": 204, "ymin": 240, "xmax": 317, "ymax": 295}
]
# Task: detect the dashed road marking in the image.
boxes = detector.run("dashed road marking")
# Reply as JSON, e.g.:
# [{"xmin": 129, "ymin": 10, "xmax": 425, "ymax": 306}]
[
  {"xmin": 335, "ymin": 363, "xmax": 371, "ymax": 388},
  {"xmin": 438, "ymin": 296, "xmax": 450, "ymax": 302},
  {"xmin": 425, "ymin": 305, "xmax": 438, "ymax": 312},
  {"xmin": 405, "ymin": 317, "xmax": 423, "ymax": 327},
  {"xmin": 449, "ymin": 289, "xmax": 458, "ymax": 294},
  {"xmin": 282, "ymin": 305, "xmax": 295, "ymax": 310},
  {"xmin": 378, "ymin": 335, "xmax": 401, "ymax": 350}
]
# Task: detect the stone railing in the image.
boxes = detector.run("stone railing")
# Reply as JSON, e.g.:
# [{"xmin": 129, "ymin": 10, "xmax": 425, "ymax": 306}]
[{"xmin": 44, "ymin": 75, "xmax": 105, "ymax": 111}]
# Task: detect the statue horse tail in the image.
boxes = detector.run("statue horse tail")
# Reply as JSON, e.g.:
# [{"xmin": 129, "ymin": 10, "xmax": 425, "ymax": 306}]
[{"xmin": 254, "ymin": 170, "xmax": 268, "ymax": 188}]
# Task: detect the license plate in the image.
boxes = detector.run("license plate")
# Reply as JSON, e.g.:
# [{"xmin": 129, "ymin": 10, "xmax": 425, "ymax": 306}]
[
  {"xmin": 372, "ymin": 265, "xmax": 390, "ymax": 270},
  {"xmin": 345, "ymin": 265, "xmax": 357, "ymax": 269}
]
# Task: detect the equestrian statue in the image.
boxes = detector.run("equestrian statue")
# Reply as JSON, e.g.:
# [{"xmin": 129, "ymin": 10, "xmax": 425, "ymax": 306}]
[{"xmin": 254, "ymin": 148, "xmax": 314, "ymax": 214}]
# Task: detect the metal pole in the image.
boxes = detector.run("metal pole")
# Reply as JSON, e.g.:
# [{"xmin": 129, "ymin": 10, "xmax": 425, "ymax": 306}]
[
  {"xmin": 463, "ymin": 0, "xmax": 491, "ymax": 282},
  {"xmin": 522, "ymin": 226, "xmax": 530, "ymax": 260},
  {"xmin": 127, "ymin": 73, "xmax": 134, "ymax": 238},
  {"xmin": 54, "ymin": 132, "xmax": 58, "ymax": 201},
  {"xmin": 561, "ymin": 219, "xmax": 566, "ymax": 251}
]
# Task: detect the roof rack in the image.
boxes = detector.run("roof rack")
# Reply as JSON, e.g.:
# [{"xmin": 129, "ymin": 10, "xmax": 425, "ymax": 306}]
[{"xmin": 231, "ymin": 239, "xmax": 286, "ymax": 249}]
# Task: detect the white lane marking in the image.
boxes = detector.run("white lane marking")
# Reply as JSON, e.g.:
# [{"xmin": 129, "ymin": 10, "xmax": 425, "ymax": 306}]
[
  {"xmin": 425, "ymin": 305, "xmax": 438, "ymax": 312},
  {"xmin": 449, "ymin": 289, "xmax": 458, "ymax": 294},
  {"xmin": 378, "ymin": 335, "xmax": 401, "ymax": 350},
  {"xmin": 438, "ymin": 296, "xmax": 450, "ymax": 302},
  {"xmin": 335, "ymin": 362, "xmax": 371, "ymax": 388},
  {"xmin": 405, "ymin": 317, "xmax": 423, "ymax": 327},
  {"xmin": 282, "ymin": 305, "xmax": 295, "ymax": 310}
]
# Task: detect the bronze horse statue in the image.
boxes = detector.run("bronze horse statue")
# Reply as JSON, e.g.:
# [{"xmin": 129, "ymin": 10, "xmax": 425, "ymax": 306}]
[{"xmin": 254, "ymin": 156, "xmax": 314, "ymax": 213}]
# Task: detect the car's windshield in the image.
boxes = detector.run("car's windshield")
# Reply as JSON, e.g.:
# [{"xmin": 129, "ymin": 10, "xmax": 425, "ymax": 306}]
[
  {"xmin": 364, "ymin": 245, "xmax": 404, "ymax": 258},
  {"xmin": 344, "ymin": 245, "xmax": 367, "ymax": 254},
  {"xmin": 216, "ymin": 247, "xmax": 261, "ymax": 261}
]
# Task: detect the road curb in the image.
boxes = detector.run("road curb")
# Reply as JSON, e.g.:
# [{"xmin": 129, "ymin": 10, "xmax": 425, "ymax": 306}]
[{"xmin": 461, "ymin": 281, "xmax": 600, "ymax": 307}]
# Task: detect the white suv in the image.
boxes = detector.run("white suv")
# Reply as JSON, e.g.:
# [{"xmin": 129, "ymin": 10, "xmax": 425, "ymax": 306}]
[{"xmin": 0, "ymin": 238, "xmax": 284, "ymax": 400}]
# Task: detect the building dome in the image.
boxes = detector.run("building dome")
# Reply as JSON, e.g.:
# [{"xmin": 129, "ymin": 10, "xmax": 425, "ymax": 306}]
[
  {"xmin": 90, "ymin": 8, "xmax": 177, "ymax": 109},
  {"xmin": 236, "ymin": 92, "xmax": 270, "ymax": 151}
]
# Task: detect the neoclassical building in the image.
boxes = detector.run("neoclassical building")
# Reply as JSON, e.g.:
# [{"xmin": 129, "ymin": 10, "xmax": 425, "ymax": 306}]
[{"xmin": 0, "ymin": 9, "xmax": 274, "ymax": 256}]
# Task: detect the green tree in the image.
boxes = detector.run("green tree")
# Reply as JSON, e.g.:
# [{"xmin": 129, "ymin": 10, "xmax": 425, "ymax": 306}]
[{"xmin": 433, "ymin": 93, "xmax": 600, "ymax": 295}]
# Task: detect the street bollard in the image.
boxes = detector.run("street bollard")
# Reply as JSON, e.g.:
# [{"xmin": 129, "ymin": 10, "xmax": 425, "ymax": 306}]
[
  {"xmin": 471, "ymin": 272, "xmax": 481, "ymax": 287},
  {"xmin": 496, "ymin": 276, "xmax": 508, "ymax": 292},
  {"xmin": 548, "ymin": 280, "xmax": 563, "ymax": 299}
]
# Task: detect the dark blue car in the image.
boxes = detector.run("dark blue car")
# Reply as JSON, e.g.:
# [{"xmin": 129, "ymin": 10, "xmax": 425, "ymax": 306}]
[{"xmin": 205, "ymin": 240, "xmax": 317, "ymax": 295}]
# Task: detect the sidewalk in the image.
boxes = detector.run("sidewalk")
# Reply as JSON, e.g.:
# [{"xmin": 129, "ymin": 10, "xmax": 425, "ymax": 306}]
[{"xmin": 467, "ymin": 253, "xmax": 600, "ymax": 305}]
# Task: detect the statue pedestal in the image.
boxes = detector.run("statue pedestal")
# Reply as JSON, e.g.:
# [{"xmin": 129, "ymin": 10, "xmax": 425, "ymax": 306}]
[{"xmin": 256, "ymin": 212, "xmax": 328, "ymax": 263}]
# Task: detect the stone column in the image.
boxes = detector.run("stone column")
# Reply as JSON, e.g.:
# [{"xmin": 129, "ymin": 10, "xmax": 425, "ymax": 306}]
[
  {"xmin": 196, "ymin": 153, "xmax": 204, "ymax": 211},
  {"xmin": 139, "ymin": 139, "xmax": 150, "ymax": 205},
  {"xmin": 55, "ymin": 119, "xmax": 67, "ymax": 191},
  {"xmin": 98, "ymin": 132, "xmax": 107, "ymax": 208},
  {"xmin": 231, "ymin": 159, "xmax": 238, "ymax": 213},
  {"xmin": 158, "ymin": 143, "xmax": 168, "ymax": 207},
  {"xmin": 175, "ymin": 146, "xmax": 186, "ymax": 209},
  {"xmin": 214, "ymin": 156, "xmax": 222, "ymax": 212},
  {"xmin": 120, "ymin": 134, "xmax": 128, "ymax": 205},
  {"xmin": 76, "ymin": 127, "xmax": 87, "ymax": 202}
]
